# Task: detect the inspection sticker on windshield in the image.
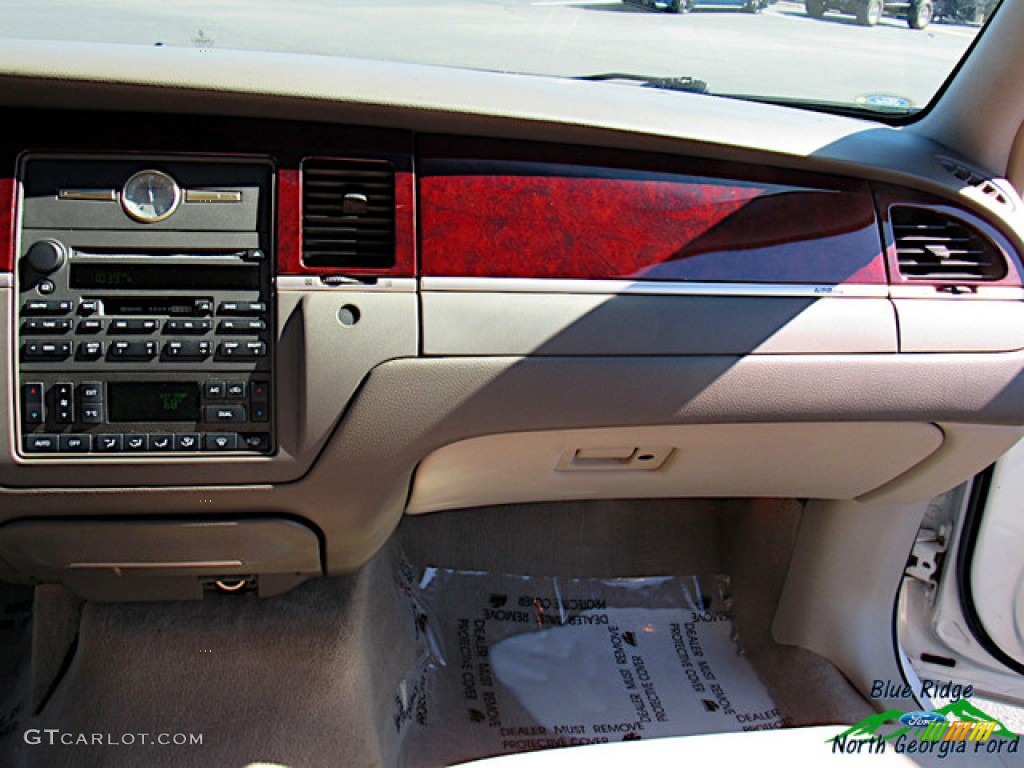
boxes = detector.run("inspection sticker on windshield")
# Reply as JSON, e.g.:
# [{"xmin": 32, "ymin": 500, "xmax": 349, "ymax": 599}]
[{"xmin": 393, "ymin": 569, "xmax": 787, "ymax": 766}]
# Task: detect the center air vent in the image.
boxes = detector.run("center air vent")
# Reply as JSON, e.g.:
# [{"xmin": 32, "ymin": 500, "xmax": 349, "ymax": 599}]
[
  {"xmin": 302, "ymin": 158, "xmax": 395, "ymax": 269},
  {"xmin": 890, "ymin": 206, "xmax": 1006, "ymax": 281}
]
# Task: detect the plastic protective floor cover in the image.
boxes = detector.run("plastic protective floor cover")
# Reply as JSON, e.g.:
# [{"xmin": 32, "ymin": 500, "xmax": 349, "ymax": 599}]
[{"xmin": 393, "ymin": 562, "xmax": 786, "ymax": 766}]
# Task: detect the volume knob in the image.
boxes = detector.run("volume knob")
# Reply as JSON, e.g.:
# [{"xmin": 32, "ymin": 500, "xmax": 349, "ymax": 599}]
[{"xmin": 26, "ymin": 240, "xmax": 66, "ymax": 274}]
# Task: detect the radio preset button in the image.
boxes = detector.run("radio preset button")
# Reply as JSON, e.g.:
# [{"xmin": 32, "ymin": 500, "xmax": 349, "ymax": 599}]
[
  {"xmin": 109, "ymin": 340, "xmax": 159, "ymax": 360},
  {"xmin": 205, "ymin": 433, "xmax": 238, "ymax": 451},
  {"xmin": 22, "ymin": 300, "xmax": 73, "ymax": 315},
  {"xmin": 77, "ymin": 319, "xmax": 104, "ymax": 334},
  {"xmin": 165, "ymin": 319, "xmax": 212, "ymax": 335},
  {"xmin": 22, "ymin": 318, "xmax": 73, "ymax": 334},
  {"xmin": 95, "ymin": 434, "xmax": 124, "ymax": 453},
  {"xmin": 217, "ymin": 341, "xmax": 266, "ymax": 359},
  {"xmin": 175, "ymin": 433, "xmax": 201, "ymax": 451},
  {"xmin": 25, "ymin": 434, "xmax": 58, "ymax": 453},
  {"xmin": 59, "ymin": 434, "xmax": 92, "ymax": 453},
  {"xmin": 23, "ymin": 341, "xmax": 73, "ymax": 361},
  {"xmin": 163, "ymin": 340, "xmax": 212, "ymax": 360},
  {"xmin": 204, "ymin": 405, "xmax": 247, "ymax": 423}
]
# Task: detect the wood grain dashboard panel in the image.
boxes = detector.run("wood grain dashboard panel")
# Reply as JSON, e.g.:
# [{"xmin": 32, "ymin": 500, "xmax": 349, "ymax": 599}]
[{"xmin": 418, "ymin": 139, "xmax": 887, "ymax": 285}]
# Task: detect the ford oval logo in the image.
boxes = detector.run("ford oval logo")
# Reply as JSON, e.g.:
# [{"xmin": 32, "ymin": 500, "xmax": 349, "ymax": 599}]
[{"xmin": 900, "ymin": 711, "xmax": 946, "ymax": 728}]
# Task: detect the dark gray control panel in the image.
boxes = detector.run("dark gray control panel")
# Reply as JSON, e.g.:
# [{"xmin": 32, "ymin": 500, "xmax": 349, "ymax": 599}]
[{"xmin": 15, "ymin": 155, "xmax": 275, "ymax": 457}]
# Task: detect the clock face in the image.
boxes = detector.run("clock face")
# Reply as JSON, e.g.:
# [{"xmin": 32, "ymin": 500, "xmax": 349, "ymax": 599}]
[{"xmin": 121, "ymin": 170, "xmax": 181, "ymax": 223}]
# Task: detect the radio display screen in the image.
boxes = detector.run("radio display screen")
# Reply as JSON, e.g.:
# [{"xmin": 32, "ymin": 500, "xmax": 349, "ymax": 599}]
[
  {"xmin": 108, "ymin": 382, "xmax": 200, "ymax": 422},
  {"xmin": 70, "ymin": 264, "xmax": 260, "ymax": 290}
]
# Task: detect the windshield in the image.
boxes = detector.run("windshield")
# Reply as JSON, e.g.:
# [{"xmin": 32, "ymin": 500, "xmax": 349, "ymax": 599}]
[{"xmin": 2, "ymin": 0, "xmax": 1003, "ymax": 117}]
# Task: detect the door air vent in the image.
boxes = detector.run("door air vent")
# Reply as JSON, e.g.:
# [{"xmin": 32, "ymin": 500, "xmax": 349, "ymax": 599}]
[
  {"xmin": 891, "ymin": 206, "xmax": 1006, "ymax": 281},
  {"xmin": 938, "ymin": 157, "xmax": 1012, "ymax": 209},
  {"xmin": 302, "ymin": 158, "xmax": 395, "ymax": 268}
]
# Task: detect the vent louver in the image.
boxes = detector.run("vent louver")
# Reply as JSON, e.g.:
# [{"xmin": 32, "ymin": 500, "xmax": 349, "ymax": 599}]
[
  {"xmin": 891, "ymin": 206, "xmax": 1006, "ymax": 281},
  {"xmin": 302, "ymin": 158, "xmax": 395, "ymax": 268},
  {"xmin": 939, "ymin": 158, "xmax": 1011, "ymax": 208}
]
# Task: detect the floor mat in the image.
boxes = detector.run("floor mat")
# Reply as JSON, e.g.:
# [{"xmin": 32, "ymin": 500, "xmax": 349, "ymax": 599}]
[
  {"xmin": 0, "ymin": 583, "xmax": 33, "ymax": 766},
  {"xmin": 394, "ymin": 566, "xmax": 787, "ymax": 767}
]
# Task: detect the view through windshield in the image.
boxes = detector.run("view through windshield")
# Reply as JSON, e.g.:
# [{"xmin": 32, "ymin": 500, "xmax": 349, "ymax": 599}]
[{"xmin": 2, "ymin": 0, "xmax": 1001, "ymax": 115}]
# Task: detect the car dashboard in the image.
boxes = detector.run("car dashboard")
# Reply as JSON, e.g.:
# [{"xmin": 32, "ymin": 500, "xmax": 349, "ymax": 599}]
[
  {"xmin": 2, "ymin": 39, "xmax": 1024, "ymax": 594},
  {"xmin": 2, "ymin": 36, "xmax": 1024, "ymax": 766}
]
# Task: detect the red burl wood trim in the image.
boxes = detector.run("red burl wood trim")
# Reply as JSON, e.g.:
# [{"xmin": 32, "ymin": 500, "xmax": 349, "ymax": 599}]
[
  {"xmin": 420, "ymin": 165, "xmax": 886, "ymax": 285},
  {"xmin": 875, "ymin": 183, "xmax": 1023, "ymax": 288},
  {"xmin": 276, "ymin": 165, "xmax": 415, "ymax": 277},
  {"xmin": 0, "ymin": 176, "xmax": 14, "ymax": 272},
  {"xmin": 276, "ymin": 167, "xmax": 302, "ymax": 276}
]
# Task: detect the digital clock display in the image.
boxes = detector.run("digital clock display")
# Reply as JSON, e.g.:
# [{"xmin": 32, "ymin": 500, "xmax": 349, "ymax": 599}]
[{"xmin": 108, "ymin": 382, "xmax": 200, "ymax": 422}]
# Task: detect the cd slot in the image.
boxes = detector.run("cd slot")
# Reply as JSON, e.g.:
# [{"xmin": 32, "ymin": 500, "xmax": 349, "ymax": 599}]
[{"xmin": 99, "ymin": 297, "xmax": 213, "ymax": 317}]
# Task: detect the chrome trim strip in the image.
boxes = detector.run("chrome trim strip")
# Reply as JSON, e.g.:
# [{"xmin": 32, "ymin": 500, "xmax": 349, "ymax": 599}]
[
  {"xmin": 68, "ymin": 560, "xmax": 244, "ymax": 570},
  {"xmin": 889, "ymin": 285, "xmax": 1024, "ymax": 301},
  {"xmin": 277, "ymin": 275, "xmax": 418, "ymax": 292},
  {"xmin": 420, "ymin": 277, "xmax": 890, "ymax": 298},
  {"xmin": 57, "ymin": 188, "xmax": 116, "ymax": 201},
  {"xmin": 185, "ymin": 189, "xmax": 243, "ymax": 203},
  {"xmin": 0, "ymin": 273, "xmax": 11, "ymax": 288}
]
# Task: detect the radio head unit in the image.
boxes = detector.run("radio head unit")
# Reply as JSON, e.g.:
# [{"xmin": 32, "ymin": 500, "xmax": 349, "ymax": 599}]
[{"xmin": 15, "ymin": 155, "xmax": 276, "ymax": 458}]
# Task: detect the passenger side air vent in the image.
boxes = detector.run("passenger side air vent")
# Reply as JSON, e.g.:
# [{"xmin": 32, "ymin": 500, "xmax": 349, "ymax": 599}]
[
  {"xmin": 891, "ymin": 206, "xmax": 1006, "ymax": 281},
  {"xmin": 302, "ymin": 158, "xmax": 395, "ymax": 268}
]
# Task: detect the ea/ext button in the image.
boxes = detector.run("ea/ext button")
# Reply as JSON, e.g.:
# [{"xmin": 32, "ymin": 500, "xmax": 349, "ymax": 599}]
[
  {"xmin": 204, "ymin": 405, "xmax": 246, "ymax": 423},
  {"xmin": 25, "ymin": 434, "xmax": 58, "ymax": 453},
  {"xmin": 80, "ymin": 382, "xmax": 103, "ymax": 403},
  {"xmin": 225, "ymin": 381, "xmax": 246, "ymax": 399},
  {"xmin": 204, "ymin": 433, "xmax": 238, "ymax": 451}
]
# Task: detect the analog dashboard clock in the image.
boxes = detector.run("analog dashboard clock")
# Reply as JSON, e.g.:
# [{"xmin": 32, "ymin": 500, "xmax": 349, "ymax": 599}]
[{"xmin": 121, "ymin": 169, "xmax": 181, "ymax": 222}]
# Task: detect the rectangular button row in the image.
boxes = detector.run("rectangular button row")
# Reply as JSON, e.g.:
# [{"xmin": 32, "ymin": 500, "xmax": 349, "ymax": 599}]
[
  {"xmin": 24, "ymin": 319, "xmax": 269, "ymax": 335},
  {"xmin": 22, "ymin": 340, "xmax": 266, "ymax": 361},
  {"xmin": 24, "ymin": 432, "xmax": 270, "ymax": 453}
]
